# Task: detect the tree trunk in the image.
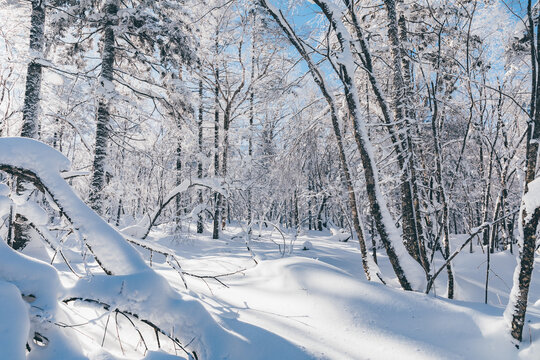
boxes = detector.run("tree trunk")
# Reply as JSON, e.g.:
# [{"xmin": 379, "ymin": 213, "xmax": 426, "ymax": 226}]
[
  {"xmin": 506, "ymin": 0, "xmax": 540, "ymax": 343},
  {"xmin": 14, "ymin": 0, "xmax": 46, "ymax": 250},
  {"xmin": 313, "ymin": 0, "xmax": 419, "ymax": 290},
  {"xmin": 345, "ymin": 0, "xmax": 429, "ymax": 273},
  {"xmin": 247, "ymin": 89, "xmax": 254, "ymax": 225},
  {"xmin": 197, "ymin": 77, "xmax": 204, "ymax": 234},
  {"xmin": 382, "ymin": 0, "xmax": 428, "ymax": 272},
  {"xmin": 212, "ymin": 68, "xmax": 221, "ymax": 239},
  {"xmin": 247, "ymin": 13, "xmax": 256, "ymax": 226},
  {"xmin": 21, "ymin": 0, "xmax": 45, "ymax": 138},
  {"xmin": 220, "ymin": 104, "xmax": 231, "ymax": 230},
  {"xmin": 429, "ymin": 83, "xmax": 454, "ymax": 299},
  {"xmin": 175, "ymin": 139, "xmax": 182, "ymax": 228},
  {"xmin": 174, "ymin": 69, "xmax": 184, "ymax": 229},
  {"xmin": 89, "ymin": 0, "xmax": 118, "ymax": 214}
]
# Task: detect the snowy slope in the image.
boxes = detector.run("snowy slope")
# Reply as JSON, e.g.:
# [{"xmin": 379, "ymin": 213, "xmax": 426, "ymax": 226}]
[{"xmin": 145, "ymin": 225, "xmax": 540, "ymax": 360}]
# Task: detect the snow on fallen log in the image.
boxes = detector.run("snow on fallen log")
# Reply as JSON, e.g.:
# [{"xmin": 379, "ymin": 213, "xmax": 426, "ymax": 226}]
[
  {"xmin": 0, "ymin": 137, "xmax": 147, "ymax": 276},
  {"xmin": 0, "ymin": 137, "xmax": 253, "ymax": 358}
]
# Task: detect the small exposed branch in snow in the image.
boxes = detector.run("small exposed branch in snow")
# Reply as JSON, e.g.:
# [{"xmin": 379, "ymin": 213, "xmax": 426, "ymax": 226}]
[
  {"xmin": 115, "ymin": 311, "xmax": 125, "ymax": 355},
  {"xmin": 121, "ymin": 235, "xmax": 189, "ymax": 288},
  {"xmin": 182, "ymin": 268, "xmax": 247, "ymax": 289},
  {"xmin": 101, "ymin": 312, "xmax": 111, "ymax": 347},
  {"xmin": 425, "ymin": 210, "xmax": 518, "ymax": 294},
  {"xmin": 63, "ymin": 297, "xmax": 197, "ymax": 359},
  {"xmin": 60, "ymin": 171, "xmax": 90, "ymax": 180},
  {"xmin": 116, "ymin": 310, "xmax": 149, "ymax": 353},
  {"xmin": 248, "ymin": 219, "xmax": 286, "ymax": 257},
  {"xmin": 125, "ymin": 236, "xmax": 245, "ymax": 289},
  {"xmin": 166, "ymin": 256, "xmax": 189, "ymax": 289}
]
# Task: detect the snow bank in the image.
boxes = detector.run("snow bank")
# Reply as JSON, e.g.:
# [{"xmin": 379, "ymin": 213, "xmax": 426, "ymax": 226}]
[
  {"xmin": 0, "ymin": 280, "xmax": 29, "ymax": 360},
  {"xmin": 0, "ymin": 238, "xmax": 85, "ymax": 359},
  {"xmin": 215, "ymin": 255, "xmax": 520, "ymax": 359}
]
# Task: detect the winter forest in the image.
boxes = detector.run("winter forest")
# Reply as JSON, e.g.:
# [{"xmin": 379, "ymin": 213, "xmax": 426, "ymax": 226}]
[{"xmin": 2, "ymin": 0, "xmax": 540, "ymax": 358}]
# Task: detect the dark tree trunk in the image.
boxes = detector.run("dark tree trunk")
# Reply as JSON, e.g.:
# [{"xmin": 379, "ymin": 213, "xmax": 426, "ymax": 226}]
[
  {"xmin": 197, "ymin": 77, "xmax": 204, "ymax": 234},
  {"xmin": 247, "ymin": 14, "xmax": 256, "ymax": 225},
  {"xmin": 429, "ymin": 83, "xmax": 454, "ymax": 299},
  {"xmin": 220, "ymin": 104, "xmax": 231, "ymax": 231},
  {"xmin": 21, "ymin": 0, "xmax": 45, "ymax": 138},
  {"xmin": 175, "ymin": 140, "xmax": 182, "ymax": 228},
  {"xmin": 316, "ymin": 196, "xmax": 327, "ymax": 232},
  {"xmin": 507, "ymin": 0, "xmax": 540, "ymax": 343},
  {"xmin": 383, "ymin": 0, "xmax": 429, "ymax": 272},
  {"xmin": 89, "ymin": 0, "xmax": 118, "ymax": 214},
  {"xmin": 212, "ymin": 68, "xmax": 221, "ymax": 239},
  {"xmin": 14, "ymin": 0, "xmax": 46, "ymax": 250},
  {"xmin": 247, "ymin": 87, "xmax": 254, "ymax": 223},
  {"xmin": 307, "ymin": 181, "xmax": 313, "ymax": 231},
  {"xmin": 115, "ymin": 198, "xmax": 122, "ymax": 227}
]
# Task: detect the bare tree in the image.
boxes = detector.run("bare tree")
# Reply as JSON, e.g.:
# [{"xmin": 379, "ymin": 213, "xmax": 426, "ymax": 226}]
[{"xmin": 505, "ymin": 0, "xmax": 540, "ymax": 344}]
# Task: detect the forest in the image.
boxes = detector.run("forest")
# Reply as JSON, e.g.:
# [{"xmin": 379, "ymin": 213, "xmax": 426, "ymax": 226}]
[{"xmin": 1, "ymin": 0, "xmax": 540, "ymax": 359}]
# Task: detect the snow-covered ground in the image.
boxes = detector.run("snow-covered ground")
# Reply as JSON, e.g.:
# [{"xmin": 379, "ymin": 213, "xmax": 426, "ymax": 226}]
[
  {"xmin": 7, "ymin": 214, "xmax": 540, "ymax": 359},
  {"xmin": 8, "ymin": 209, "xmax": 540, "ymax": 359},
  {"xmin": 106, "ymin": 222, "xmax": 539, "ymax": 360},
  {"xmin": 5, "ymin": 138, "xmax": 539, "ymax": 359}
]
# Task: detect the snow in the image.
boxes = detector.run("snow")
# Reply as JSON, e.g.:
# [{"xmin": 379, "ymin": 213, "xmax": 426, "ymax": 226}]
[
  {"xmin": 147, "ymin": 225, "xmax": 540, "ymax": 360},
  {"xmin": 522, "ymin": 177, "xmax": 540, "ymax": 222},
  {"xmin": 0, "ymin": 138, "xmax": 252, "ymax": 359},
  {"xmin": 0, "ymin": 236, "xmax": 85, "ymax": 359},
  {"xmin": 17, "ymin": 200, "xmax": 49, "ymax": 226},
  {"xmin": 328, "ymin": 227, "xmax": 350, "ymax": 242},
  {"xmin": 301, "ymin": 240, "xmax": 312, "ymax": 250},
  {"xmin": 0, "ymin": 280, "xmax": 30, "ymax": 360},
  {"xmin": 0, "ymin": 138, "xmax": 540, "ymax": 359}
]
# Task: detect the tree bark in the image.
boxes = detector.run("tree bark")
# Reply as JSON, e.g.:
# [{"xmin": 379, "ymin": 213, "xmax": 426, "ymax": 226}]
[
  {"xmin": 212, "ymin": 67, "xmax": 221, "ymax": 239},
  {"xmin": 197, "ymin": 76, "xmax": 204, "ymax": 234},
  {"xmin": 506, "ymin": 0, "xmax": 540, "ymax": 343},
  {"xmin": 89, "ymin": 0, "xmax": 118, "ymax": 214},
  {"xmin": 382, "ymin": 0, "xmax": 428, "ymax": 271},
  {"xmin": 21, "ymin": 0, "xmax": 45, "ymax": 138},
  {"xmin": 345, "ymin": 0, "xmax": 429, "ymax": 273},
  {"xmin": 429, "ymin": 83, "xmax": 454, "ymax": 299},
  {"xmin": 14, "ymin": 0, "xmax": 46, "ymax": 250},
  {"xmin": 313, "ymin": 0, "xmax": 416, "ymax": 290}
]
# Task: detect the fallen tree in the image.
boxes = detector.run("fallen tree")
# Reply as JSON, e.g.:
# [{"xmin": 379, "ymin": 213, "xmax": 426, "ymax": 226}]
[{"xmin": 0, "ymin": 137, "xmax": 254, "ymax": 359}]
